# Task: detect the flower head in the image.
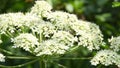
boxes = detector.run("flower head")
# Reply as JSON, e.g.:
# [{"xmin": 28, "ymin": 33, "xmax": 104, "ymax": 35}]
[
  {"xmin": 91, "ymin": 50, "xmax": 120, "ymax": 67},
  {"xmin": 34, "ymin": 40, "xmax": 70, "ymax": 56},
  {"xmin": 108, "ymin": 36, "xmax": 120, "ymax": 52},
  {"xmin": 30, "ymin": 1, "xmax": 52, "ymax": 17},
  {"xmin": 48, "ymin": 11, "xmax": 78, "ymax": 30},
  {"xmin": 12, "ymin": 33, "xmax": 39, "ymax": 52},
  {"xmin": 0, "ymin": 13, "xmax": 39, "ymax": 34},
  {"xmin": 52, "ymin": 31, "xmax": 77, "ymax": 46},
  {"xmin": 72, "ymin": 20, "xmax": 104, "ymax": 51},
  {"xmin": 34, "ymin": 31, "xmax": 77, "ymax": 56},
  {"xmin": 31, "ymin": 21, "xmax": 55, "ymax": 38}
]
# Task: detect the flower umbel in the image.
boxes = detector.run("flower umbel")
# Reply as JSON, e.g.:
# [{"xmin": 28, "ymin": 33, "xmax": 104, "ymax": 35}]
[
  {"xmin": 0, "ymin": 13, "xmax": 39, "ymax": 34},
  {"xmin": 108, "ymin": 36, "xmax": 120, "ymax": 52},
  {"xmin": 0, "ymin": 0, "xmax": 105, "ymax": 58},
  {"xmin": 90, "ymin": 50, "xmax": 120, "ymax": 67},
  {"xmin": 12, "ymin": 33, "xmax": 39, "ymax": 52},
  {"xmin": 72, "ymin": 20, "xmax": 104, "ymax": 51},
  {"xmin": 34, "ymin": 40, "xmax": 70, "ymax": 56},
  {"xmin": 30, "ymin": 0, "xmax": 52, "ymax": 17}
]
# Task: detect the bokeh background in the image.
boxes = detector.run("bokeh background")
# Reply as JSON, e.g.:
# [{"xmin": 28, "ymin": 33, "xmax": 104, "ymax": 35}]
[{"xmin": 0, "ymin": 0, "xmax": 120, "ymax": 68}]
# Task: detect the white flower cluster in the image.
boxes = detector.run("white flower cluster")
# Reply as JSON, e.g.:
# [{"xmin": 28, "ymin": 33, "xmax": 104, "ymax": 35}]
[
  {"xmin": 52, "ymin": 31, "xmax": 77, "ymax": 46},
  {"xmin": 68, "ymin": 20, "xmax": 104, "ymax": 51},
  {"xmin": 47, "ymin": 11, "xmax": 78, "ymax": 30},
  {"xmin": 47, "ymin": 12, "xmax": 104, "ymax": 51},
  {"xmin": 72, "ymin": 20, "xmax": 104, "ymax": 51},
  {"xmin": 12, "ymin": 33, "xmax": 39, "ymax": 52},
  {"xmin": 30, "ymin": 1, "xmax": 52, "ymax": 18},
  {"xmin": 0, "ymin": 12, "xmax": 39, "ymax": 34},
  {"xmin": 0, "ymin": 53, "xmax": 5, "ymax": 62},
  {"xmin": 34, "ymin": 40, "xmax": 69, "ymax": 56},
  {"xmin": 29, "ymin": 1, "xmax": 104, "ymax": 52},
  {"xmin": 0, "ymin": 1, "xmax": 104, "ymax": 56},
  {"xmin": 90, "ymin": 50, "xmax": 120, "ymax": 67},
  {"xmin": 34, "ymin": 31, "xmax": 77, "ymax": 56},
  {"xmin": 108, "ymin": 36, "xmax": 120, "ymax": 52},
  {"xmin": 31, "ymin": 21, "xmax": 55, "ymax": 38}
]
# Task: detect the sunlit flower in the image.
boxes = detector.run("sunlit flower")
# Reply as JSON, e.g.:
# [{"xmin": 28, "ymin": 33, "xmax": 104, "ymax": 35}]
[
  {"xmin": 0, "ymin": 0, "xmax": 105, "ymax": 57},
  {"xmin": 48, "ymin": 11, "xmax": 78, "ymax": 30},
  {"xmin": 52, "ymin": 31, "xmax": 77, "ymax": 46},
  {"xmin": 0, "ymin": 12, "xmax": 39, "ymax": 34},
  {"xmin": 91, "ymin": 50, "xmax": 120, "ymax": 67},
  {"xmin": 108, "ymin": 36, "xmax": 120, "ymax": 52},
  {"xmin": 30, "ymin": 1, "xmax": 52, "ymax": 17},
  {"xmin": 12, "ymin": 33, "xmax": 39, "ymax": 52},
  {"xmin": 34, "ymin": 40, "xmax": 70, "ymax": 56},
  {"xmin": 34, "ymin": 31, "xmax": 77, "ymax": 56},
  {"xmin": 31, "ymin": 21, "xmax": 55, "ymax": 38},
  {"xmin": 0, "ymin": 53, "xmax": 5, "ymax": 62},
  {"xmin": 73, "ymin": 20, "xmax": 104, "ymax": 51},
  {"xmin": 29, "ymin": 1, "xmax": 104, "ymax": 52}
]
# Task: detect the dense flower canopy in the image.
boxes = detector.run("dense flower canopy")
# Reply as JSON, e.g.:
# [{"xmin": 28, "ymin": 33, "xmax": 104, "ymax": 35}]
[
  {"xmin": 0, "ymin": 1, "xmax": 104, "ymax": 56},
  {"xmin": 0, "ymin": 1, "xmax": 105, "ymax": 63},
  {"xmin": 0, "ymin": 1, "xmax": 120, "ymax": 68}
]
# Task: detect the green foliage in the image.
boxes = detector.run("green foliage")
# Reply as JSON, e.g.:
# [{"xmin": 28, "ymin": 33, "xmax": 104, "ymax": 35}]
[
  {"xmin": 112, "ymin": 2, "xmax": 120, "ymax": 7},
  {"xmin": 0, "ymin": 0, "xmax": 33, "ymax": 13}
]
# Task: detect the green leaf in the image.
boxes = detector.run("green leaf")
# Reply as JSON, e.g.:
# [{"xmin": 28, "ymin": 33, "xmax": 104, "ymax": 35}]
[{"xmin": 112, "ymin": 2, "xmax": 120, "ymax": 7}]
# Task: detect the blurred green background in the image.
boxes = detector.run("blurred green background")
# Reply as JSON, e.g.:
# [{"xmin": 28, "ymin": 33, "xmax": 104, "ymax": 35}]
[{"xmin": 0, "ymin": 0, "xmax": 119, "ymax": 68}]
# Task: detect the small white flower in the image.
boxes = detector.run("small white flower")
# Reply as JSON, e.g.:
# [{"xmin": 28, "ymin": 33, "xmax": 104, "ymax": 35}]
[
  {"xmin": 74, "ymin": 20, "xmax": 104, "ymax": 51},
  {"xmin": 0, "ymin": 12, "xmax": 39, "ymax": 34},
  {"xmin": 0, "ymin": 53, "xmax": 5, "ymax": 62},
  {"xmin": 12, "ymin": 33, "xmax": 39, "ymax": 52},
  {"xmin": 108, "ymin": 36, "xmax": 120, "ymax": 52},
  {"xmin": 91, "ymin": 50, "xmax": 120, "ymax": 67},
  {"xmin": 30, "ymin": 1, "xmax": 52, "ymax": 17},
  {"xmin": 0, "ymin": 12, "xmax": 23, "ymax": 34},
  {"xmin": 48, "ymin": 11, "xmax": 78, "ymax": 30},
  {"xmin": 31, "ymin": 21, "xmax": 55, "ymax": 38},
  {"xmin": 34, "ymin": 40, "xmax": 69, "ymax": 56},
  {"xmin": 52, "ymin": 31, "xmax": 77, "ymax": 46}
]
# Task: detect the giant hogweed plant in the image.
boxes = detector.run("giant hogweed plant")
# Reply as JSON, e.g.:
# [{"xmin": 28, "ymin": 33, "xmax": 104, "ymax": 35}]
[{"xmin": 0, "ymin": 1, "xmax": 120, "ymax": 68}]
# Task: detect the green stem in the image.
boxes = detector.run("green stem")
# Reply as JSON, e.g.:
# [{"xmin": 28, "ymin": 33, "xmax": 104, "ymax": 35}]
[
  {"xmin": 40, "ymin": 60, "xmax": 42, "ymax": 68},
  {"xmin": 57, "ymin": 63, "xmax": 67, "ymax": 68},
  {"xmin": 39, "ymin": 32, "xmax": 42, "ymax": 42},
  {"xmin": 50, "ymin": 61, "xmax": 67, "ymax": 68},
  {"xmin": 54, "ymin": 57, "xmax": 92, "ymax": 60},
  {"xmin": 6, "ymin": 56, "xmax": 37, "ymax": 60},
  {"xmin": 6, "ymin": 31, "xmax": 14, "ymax": 38},
  {"xmin": 44, "ymin": 60, "xmax": 47, "ymax": 68},
  {"xmin": 39, "ymin": 60, "xmax": 47, "ymax": 68},
  {"xmin": 0, "ymin": 48, "xmax": 14, "ymax": 55},
  {"xmin": 69, "ymin": 45, "xmax": 80, "ymax": 52},
  {"xmin": 21, "ymin": 26, "xmax": 25, "ymax": 33},
  {"xmin": 0, "ymin": 58, "xmax": 40, "ymax": 68}
]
